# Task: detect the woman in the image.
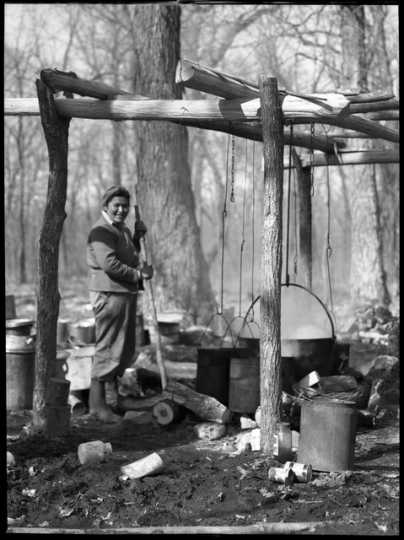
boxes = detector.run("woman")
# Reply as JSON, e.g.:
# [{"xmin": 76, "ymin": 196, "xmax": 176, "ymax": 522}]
[{"xmin": 86, "ymin": 185, "xmax": 152, "ymax": 422}]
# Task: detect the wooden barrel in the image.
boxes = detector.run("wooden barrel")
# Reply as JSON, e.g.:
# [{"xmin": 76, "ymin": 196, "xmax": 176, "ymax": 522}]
[{"xmin": 228, "ymin": 353, "xmax": 260, "ymax": 413}]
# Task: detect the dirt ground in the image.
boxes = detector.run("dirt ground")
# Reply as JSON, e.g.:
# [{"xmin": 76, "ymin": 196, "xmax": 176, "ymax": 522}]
[
  {"xmin": 7, "ymin": 398, "xmax": 399, "ymax": 535},
  {"xmin": 6, "ymin": 288, "xmax": 400, "ymax": 534}
]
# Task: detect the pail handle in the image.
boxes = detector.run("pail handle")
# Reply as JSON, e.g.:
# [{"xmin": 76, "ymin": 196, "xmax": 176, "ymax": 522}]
[
  {"xmin": 241, "ymin": 283, "xmax": 335, "ymax": 340},
  {"xmin": 201, "ymin": 311, "xmax": 237, "ymax": 347}
]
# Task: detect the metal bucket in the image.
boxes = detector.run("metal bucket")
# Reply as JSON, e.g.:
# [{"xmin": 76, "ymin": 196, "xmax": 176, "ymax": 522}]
[
  {"xmin": 196, "ymin": 347, "xmax": 250, "ymax": 406},
  {"xmin": 6, "ymin": 349, "xmax": 35, "ymax": 410},
  {"xmin": 228, "ymin": 352, "xmax": 260, "ymax": 413},
  {"xmin": 281, "ymin": 338, "xmax": 336, "ymax": 378},
  {"xmin": 298, "ymin": 398, "xmax": 358, "ymax": 472}
]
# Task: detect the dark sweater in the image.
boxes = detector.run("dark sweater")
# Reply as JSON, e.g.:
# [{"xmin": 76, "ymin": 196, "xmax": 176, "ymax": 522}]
[{"xmin": 87, "ymin": 216, "xmax": 140, "ymax": 293}]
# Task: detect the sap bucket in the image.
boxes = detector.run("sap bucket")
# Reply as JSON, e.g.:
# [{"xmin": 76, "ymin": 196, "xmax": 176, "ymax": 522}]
[
  {"xmin": 6, "ymin": 322, "xmax": 35, "ymax": 411},
  {"xmin": 228, "ymin": 350, "xmax": 260, "ymax": 413},
  {"xmin": 297, "ymin": 398, "xmax": 358, "ymax": 472},
  {"xmin": 196, "ymin": 347, "xmax": 249, "ymax": 406}
]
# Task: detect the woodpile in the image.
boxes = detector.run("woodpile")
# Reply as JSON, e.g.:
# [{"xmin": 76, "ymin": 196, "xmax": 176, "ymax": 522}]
[{"xmin": 348, "ymin": 304, "xmax": 399, "ymax": 354}]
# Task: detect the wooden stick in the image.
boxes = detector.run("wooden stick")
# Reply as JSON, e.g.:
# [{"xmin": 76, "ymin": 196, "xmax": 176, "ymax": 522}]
[
  {"xmin": 134, "ymin": 205, "xmax": 167, "ymax": 390},
  {"xmin": 7, "ymin": 522, "xmax": 326, "ymax": 534}
]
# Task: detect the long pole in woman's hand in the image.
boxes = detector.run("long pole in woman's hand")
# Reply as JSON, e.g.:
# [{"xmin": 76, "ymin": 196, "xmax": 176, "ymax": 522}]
[{"xmin": 134, "ymin": 204, "xmax": 167, "ymax": 390}]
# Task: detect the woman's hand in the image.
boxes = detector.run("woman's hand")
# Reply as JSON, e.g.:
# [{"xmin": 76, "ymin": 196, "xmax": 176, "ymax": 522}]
[
  {"xmin": 134, "ymin": 219, "xmax": 147, "ymax": 240},
  {"xmin": 140, "ymin": 262, "xmax": 153, "ymax": 280}
]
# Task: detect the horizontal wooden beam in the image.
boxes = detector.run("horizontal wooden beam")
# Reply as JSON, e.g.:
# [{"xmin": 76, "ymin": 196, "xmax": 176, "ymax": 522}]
[
  {"xmin": 287, "ymin": 114, "xmax": 399, "ymax": 143},
  {"xmin": 176, "ymin": 60, "xmax": 395, "ymax": 111},
  {"xmin": 4, "ymin": 98, "xmax": 399, "ymax": 143},
  {"xmin": 285, "ymin": 150, "xmax": 399, "ymax": 168},
  {"xmin": 3, "ymin": 99, "xmax": 339, "ymax": 152},
  {"xmin": 345, "ymin": 98, "xmax": 399, "ymax": 114},
  {"xmin": 365, "ymin": 110, "xmax": 399, "ymax": 121}
]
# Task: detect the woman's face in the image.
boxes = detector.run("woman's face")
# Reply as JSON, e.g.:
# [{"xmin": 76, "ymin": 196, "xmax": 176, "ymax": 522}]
[{"xmin": 105, "ymin": 196, "xmax": 130, "ymax": 224}]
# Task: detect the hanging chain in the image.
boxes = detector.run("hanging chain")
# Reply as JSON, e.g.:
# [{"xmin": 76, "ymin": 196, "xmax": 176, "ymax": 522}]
[
  {"xmin": 219, "ymin": 135, "xmax": 231, "ymax": 315},
  {"xmin": 230, "ymin": 135, "xmax": 236, "ymax": 203},
  {"xmin": 238, "ymin": 138, "xmax": 248, "ymax": 317},
  {"xmin": 250, "ymin": 141, "xmax": 256, "ymax": 321},
  {"xmin": 325, "ymin": 156, "xmax": 334, "ymax": 315},
  {"xmin": 293, "ymin": 171, "xmax": 298, "ymax": 278},
  {"xmin": 285, "ymin": 125, "xmax": 293, "ymax": 286},
  {"xmin": 310, "ymin": 122, "xmax": 315, "ymax": 196}
]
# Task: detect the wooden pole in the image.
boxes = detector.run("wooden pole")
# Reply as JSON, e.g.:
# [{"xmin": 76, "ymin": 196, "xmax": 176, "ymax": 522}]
[
  {"xmin": 33, "ymin": 79, "xmax": 71, "ymax": 429},
  {"xmin": 3, "ymin": 99, "xmax": 341, "ymax": 153},
  {"xmin": 259, "ymin": 76, "xmax": 283, "ymax": 454},
  {"xmin": 292, "ymin": 150, "xmax": 312, "ymax": 289},
  {"xmin": 5, "ymin": 96, "xmax": 398, "ymax": 143}
]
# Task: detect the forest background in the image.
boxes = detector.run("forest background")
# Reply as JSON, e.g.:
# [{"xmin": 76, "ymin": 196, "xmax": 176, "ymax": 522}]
[{"xmin": 4, "ymin": 3, "xmax": 399, "ymax": 329}]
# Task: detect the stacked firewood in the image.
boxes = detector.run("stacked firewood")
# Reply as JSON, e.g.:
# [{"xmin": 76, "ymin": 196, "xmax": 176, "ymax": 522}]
[{"xmin": 348, "ymin": 304, "xmax": 399, "ymax": 354}]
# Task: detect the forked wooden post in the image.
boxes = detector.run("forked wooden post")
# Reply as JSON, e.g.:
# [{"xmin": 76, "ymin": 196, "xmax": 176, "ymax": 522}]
[
  {"xmin": 292, "ymin": 149, "xmax": 313, "ymax": 289},
  {"xmin": 258, "ymin": 76, "xmax": 284, "ymax": 454},
  {"xmin": 32, "ymin": 78, "xmax": 70, "ymax": 429}
]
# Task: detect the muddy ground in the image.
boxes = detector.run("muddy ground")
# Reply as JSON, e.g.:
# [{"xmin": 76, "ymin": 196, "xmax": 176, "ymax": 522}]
[
  {"xmin": 6, "ymin": 287, "xmax": 400, "ymax": 534},
  {"xmin": 7, "ymin": 396, "xmax": 399, "ymax": 534}
]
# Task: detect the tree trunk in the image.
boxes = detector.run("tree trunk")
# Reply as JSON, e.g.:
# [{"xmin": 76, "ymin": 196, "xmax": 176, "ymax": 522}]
[
  {"xmin": 340, "ymin": 5, "xmax": 390, "ymax": 306},
  {"xmin": 130, "ymin": 4, "xmax": 215, "ymax": 322},
  {"xmin": 369, "ymin": 164, "xmax": 391, "ymax": 305},
  {"xmin": 16, "ymin": 118, "xmax": 27, "ymax": 284},
  {"xmin": 32, "ymin": 79, "xmax": 70, "ymax": 429},
  {"xmin": 259, "ymin": 76, "xmax": 283, "ymax": 455}
]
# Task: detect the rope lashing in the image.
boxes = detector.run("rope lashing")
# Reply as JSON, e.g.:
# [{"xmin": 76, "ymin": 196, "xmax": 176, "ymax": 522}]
[
  {"xmin": 310, "ymin": 123, "xmax": 315, "ymax": 196},
  {"xmin": 230, "ymin": 135, "xmax": 236, "ymax": 203},
  {"xmin": 321, "ymin": 124, "xmax": 335, "ymax": 317}
]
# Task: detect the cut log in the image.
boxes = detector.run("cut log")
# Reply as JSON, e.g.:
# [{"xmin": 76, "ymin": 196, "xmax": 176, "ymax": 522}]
[
  {"xmin": 152, "ymin": 399, "xmax": 185, "ymax": 425},
  {"xmin": 194, "ymin": 422, "xmax": 227, "ymax": 440},
  {"xmin": 165, "ymin": 380, "xmax": 232, "ymax": 423}
]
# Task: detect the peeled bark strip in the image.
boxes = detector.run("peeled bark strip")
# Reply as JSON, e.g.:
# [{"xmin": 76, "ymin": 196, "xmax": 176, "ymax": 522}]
[
  {"xmin": 33, "ymin": 78, "xmax": 70, "ymax": 429},
  {"xmin": 259, "ymin": 76, "xmax": 284, "ymax": 454}
]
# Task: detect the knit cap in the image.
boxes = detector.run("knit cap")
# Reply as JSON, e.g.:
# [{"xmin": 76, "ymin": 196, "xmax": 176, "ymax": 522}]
[{"xmin": 102, "ymin": 185, "xmax": 131, "ymax": 207}]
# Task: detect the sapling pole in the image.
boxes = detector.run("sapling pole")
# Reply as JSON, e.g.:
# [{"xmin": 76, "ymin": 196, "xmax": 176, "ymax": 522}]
[
  {"xmin": 33, "ymin": 78, "xmax": 71, "ymax": 430},
  {"xmin": 258, "ymin": 76, "xmax": 284, "ymax": 454}
]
